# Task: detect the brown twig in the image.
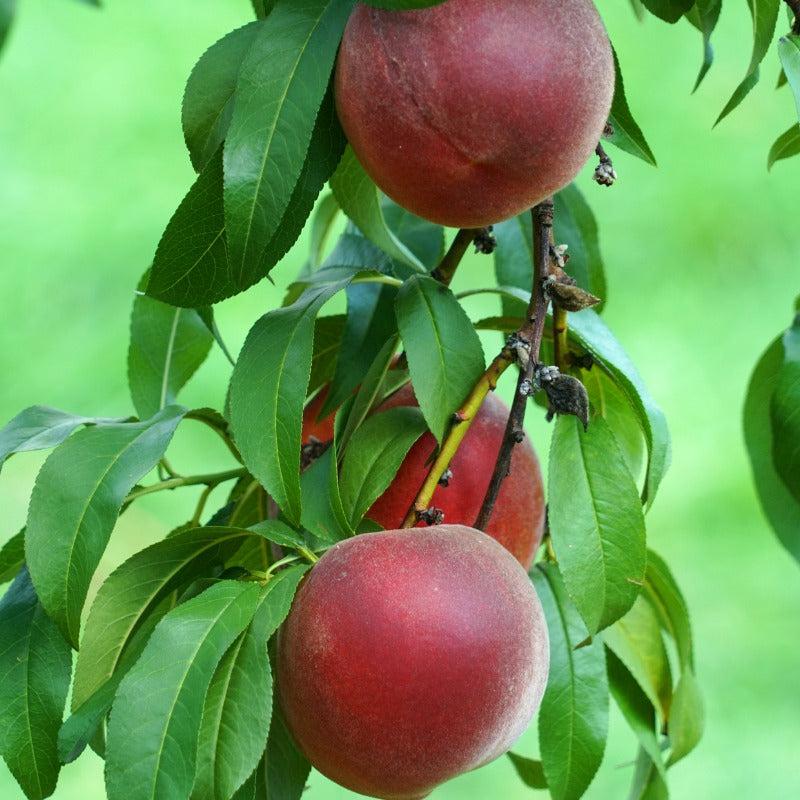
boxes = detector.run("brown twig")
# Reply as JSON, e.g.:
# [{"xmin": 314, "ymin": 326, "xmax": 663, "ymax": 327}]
[{"xmin": 473, "ymin": 200, "xmax": 554, "ymax": 531}]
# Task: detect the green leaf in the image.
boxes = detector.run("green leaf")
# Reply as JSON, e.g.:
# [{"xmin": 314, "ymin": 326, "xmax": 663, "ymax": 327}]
[
  {"xmin": 306, "ymin": 192, "xmax": 341, "ymax": 271},
  {"xmin": 229, "ymin": 282, "xmax": 348, "ymax": 525},
  {"xmin": 628, "ymin": 746, "xmax": 669, "ymax": 800},
  {"xmin": 493, "ymin": 213, "xmax": 533, "ymax": 318},
  {"xmin": 770, "ymin": 318, "xmax": 800, "ymax": 502},
  {"xmin": 643, "ymin": 548, "xmax": 694, "ymax": 670},
  {"xmin": 639, "ymin": 0, "xmax": 693, "ymax": 23},
  {"xmin": 223, "ymin": 0, "xmax": 354, "ymax": 278},
  {"xmin": 330, "ymin": 147, "xmax": 427, "ymax": 272},
  {"xmin": 665, "ymin": 669, "xmax": 704, "ymax": 765},
  {"xmin": 395, "ymin": 275, "xmax": 485, "ymax": 442},
  {"xmin": 320, "ymin": 282, "xmax": 399, "ymax": 415},
  {"xmin": 73, "ymin": 526, "xmax": 252, "ymax": 710},
  {"xmin": 339, "ymin": 406, "xmax": 428, "ymax": 527},
  {"xmin": 548, "ymin": 416, "xmax": 646, "ymax": 635},
  {"xmin": 25, "ymin": 406, "xmax": 186, "ymax": 647},
  {"xmin": 308, "ymin": 314, "xmax": 346, "ymax": 396},
  {"xmin": 715, "ymin": 0, "xmax": 780, "ymax": 125},
  {"xmin": 182, "ymin": 22, "xmax": 261, "ymax": 172},
  {"xmin": 606, "ymin": 650, "xmax": 667, "ymax": 785},
  {"xmin": 604, "ymin": 596, "xmax": 672, "ymax": 718},
  {"xmin": 246, "ymin": 519, "xmax": 309, "ymax": 550},
  {"xmin": 379, "ymin": 197, "xmax": 445, "ymax": 270},
  {"xmin": 553, "ymin": 183, "xmax": 607, "ymax": 306},
  {"xmin": 0, "ymin": 568, "xmax": 72, "ymax": 800},
  {"xmin": 744, "ymin": 331, "xmax": 800, "ymax": 563},
  {"xmin": 779, "ymin": 35, "xmax": 800, "ymax": 119},
  {"xmin": 0, "ymin": 406, "xmax": 125, "ymax": 472},
  {"xmin": 253, "ymin": 704, "xmax": 311, "ymax": 800},
  {"xmin": 568, "ymin": 309, "xmax": 671, "ymax": 507},
  {"xmin": 300, "ymin": 442, "xmax": 353, "ymax": 542},
  {"xmin": 767, "ymin": 123, "xmax": 800, "ymax": 169},
  {"xmin": 105, "ymin": 581, "xmax": 261, "ymax": 800},
  {"xmin": 685, "ymin": 0, "xmax": 722, "ymax": 91},
  {"xmin": 606, "ymin": 47, "xmax": 657, "ymax": 166},
  {"xmin": 0, "ymin": 530, "xmax": 24, "ymax": 585},
  {"xmin": 193, "ymin": 567, "xmax": 308, "ymax": 800},
  {"xmin": 507, "ymin": 752, "xmax": 547, "ymax": 790},
  {"xmin": 128, "ymin": 275, "xmax": 213, "ymax": 420},
  {"xmin": 533, "ymin": 563, "xmax": 608, "ymax": 800}
]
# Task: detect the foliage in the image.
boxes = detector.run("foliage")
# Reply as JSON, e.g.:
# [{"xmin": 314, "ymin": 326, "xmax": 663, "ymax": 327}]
[{"xmin": 0, "ymin": 1, "xmax": 798, "ymax": 800}]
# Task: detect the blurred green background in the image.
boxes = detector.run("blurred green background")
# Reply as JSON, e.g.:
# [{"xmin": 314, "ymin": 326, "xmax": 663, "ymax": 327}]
[{"xmin": 1, "ymin": 0, "xmax": 799, "ymax": 798}]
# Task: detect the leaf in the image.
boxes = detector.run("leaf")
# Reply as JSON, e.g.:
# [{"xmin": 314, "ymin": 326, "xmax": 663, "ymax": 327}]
[
  {"xmin": 193, "ymin": 567, "xmax": 308, "ymax": 800},
  {"xmin": 339, "ymin": 406, "xmax": 428, "ymax": 527},
  {"xmin": 182, "ymin": 22, "xmax": 261, "ymax": 172},
  {"xmin": 379, "ymin": 197, "xmax": 445, "ymax": 270},
  {"xmin": 604, "ymin": 595, "xmax": 672, "ymax": 718},
  {"xmin": 25, "ymin": 406, "xmax": 186, "ymax": 647},
  {"xmin": 0, "ymin": 529, "xmax": 24, "ymax": 585},
  {"xmin": 229, "ymin": 281, "xmax": 347, "ymax": 525},
  {"xmin": 779, "ymin": 35, "xmax": 800, "ymax": 119},
  {"xmin": 151, "ymin": 87, "xmax": 346, "ymax": 308},
  {"xmin": 770, "ymin": 322, "xmax": 800, "ymax": 503},
  {"xmin": 0, "ymin": 406, "xmax": 125, "ymax": 472},
  {"xmin": 548, "ymin": 415, "xmax": 646, "ymax": 635},
  {"xmin": 628, "ymin": 747, "xmax": 669, "ymax": 800},
  {"xmin": 308, "ymin": 314, "xmax": 346, "ymax": 396},
  {"xmin": 639, "ymin": 0, "xmax": 693, "ymax": 23},
  {"xmin": 73, "ymin": 525, "xmax": 253, "ymax": 710},
  {"xmin": 300, "ymin": 442, "xmax": 353, "ymax": 542},
  {"xmin": 533, "ymin": 563, "xmax": 608, "ymax": 800},
  {"xmin": 493, "ymin": 213, "xmax": 533, "ymax": 318},
  {"xmin": 606, "ymin": 650, "xmax": 667, "ymax": 785},
  {"xmin": 0, "ymin": 568, "xmax": 72, "ymax": 800},
  {"xmin": 685, "ymin": 0, "xmax": 722, "ymax": 91},
  {"xmin": 715, "ymin": 0, "xmax": 780, "ymax": 125},
  {"xmin": 223, "ymin": 0, "xmax": 354, "ymax": 278},
  {"xmin": 395, "ymin": 275, "xmax": 485, "ymax": 442},
  {"xmin": 665, "ymin": 669, "xmax": 704, "ymax": 765},
  {"xmin": 254, "ymin": 704, "xmax": 311, "ymax": 800},
  {"xmin": 744, "ymin": 332, "xmax": 800, "ymax": 563},
  {"xmin": 329, "ymin": 148, "xmax": 427, "ymax": 272},
  {"xmin": 767, "ymin": 124, "xmax": 800, "ymax": 169},
  {"xmin": 128, "ymin": 276, "xmax": 213, "ymax": 420},
  {"xmin": 320, "ymin": 282, "xmax": 399, "ymax": 415},
  {"xmin": 643, "ymin": 548, "xmax": 694, "ymax": 670},
  {"xmin": 568, "ymin": 308, "xmax": 671, "ymax": 507},
  {"xmin": 507, "ymin": 752, "xmax": 547, "ymax": 790},
  {"xmin": 606, "ymin": 47, "xmax": 657, "ymax": 166},
  {"xmin": 105, "ymin": 581, "xmax": 261, "ymax": 800},
  {"xmin": 307, "ymin": 191, "xmax": 341, "ymax": 271},
  {"xmin": 246, "ymin": 520, "xmax": 310, "ymax": 551},
  {"xmin": 553, "ymin": 183, "xmax": 607, "ymax": 306}
]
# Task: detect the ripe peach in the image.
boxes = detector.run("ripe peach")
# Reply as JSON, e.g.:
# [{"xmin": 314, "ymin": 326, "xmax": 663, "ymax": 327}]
[
  {"xmin": 303, "ymin": 383, "xmax": 546, "ymax": 569},
  {"xmin": 276, "ymin": 525, "xmax": 550, "ymax": 800},
  {"xmin": 334, "ymin": 0, "xmax": 615, "ymax": 228}
]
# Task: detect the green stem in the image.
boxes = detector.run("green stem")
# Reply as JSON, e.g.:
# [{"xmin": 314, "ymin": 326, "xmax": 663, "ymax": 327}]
[
  {"xmin": 431, "ymin": 228, "xmax": 480, "ymax": 287},
  {"xmin": 123, "ymin": 466, "xmax": 248, "ymax": 508}
]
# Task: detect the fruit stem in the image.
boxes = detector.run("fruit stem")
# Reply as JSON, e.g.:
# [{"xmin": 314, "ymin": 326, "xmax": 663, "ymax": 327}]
[
  {"xmin": 473, "ymin": 200, "xmax": 555, "ymax": 532},
  {"xmin": 430, "ymin": 228, "xmax": 481, "ymax": 287}
]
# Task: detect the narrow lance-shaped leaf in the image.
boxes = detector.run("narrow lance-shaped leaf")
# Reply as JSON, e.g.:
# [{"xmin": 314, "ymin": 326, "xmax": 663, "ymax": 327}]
[
  {"xmin": 605, "ymin": 47, "xmax": 657, "ymax": 166},
  {"xmin": 715, "ymin": 0, "xmax": 780, "ymax": 125},
  {"xmin": 229, "ymin": 281, "xmax": 349, "ymax": 526},
  {"xmin": 223, "ymin": 0, "xmax": 355, "ymax": 280},
  {"xmin": 73, "ymin": 525, "xmax": 254, "ymax": 709},
  {"xmin": 0, "ymin": 0, "xmax": 15, "ymax": 54},
  {"xmin": 0, "ymin": 568, "xmax": 72, "ymax": 800},
  {"xmin": 193, "ymin": 566, "xmax": 308, "ymax": 800},
  {"xmin": 743, "ymin": 332, "xmax": 800, "ymax": 564},
  {"xmin": 105, "ymin": 581, "xmax": 261, "ymax": 800},
  {"xmin": 395, "ymin": 275, "xmax": 485, "ymax": 443},
  {"xmin": 182, "ymin": 22, "xmax": 261, "ymax": 172},
  {"xmin": 548, "ymin": 415, "xmax": 646, "ymax": 635},
  {"xmin": 339, "ymin": 406, "xmax": 428, "ymax": 528},
  {"xmin": 128, "ymin": 273, "xmax": 213, "ymax": 420},
  {"xmin": 769, "ymin": 312, "xmax": 800, "ymax": 502},
  {"xmin": 25, "ymin": 405, "xmax": 187, "ymax": 647},
  {"xmin": 0, "ymin": 406, "xmax": 126, "ymax": 472},
  {"xmin": 533, "ymin": 563, "xmax": 608, "ymax": 800},
  {"xmin": 330, "ymin": 147, "xmax": 427, "ymax": 272},
  {"xmin": 665, "ymin": 669, "xmax": 704, "ymax": 765},
  {"xmin": 767, "ymin": 124, "xmax": 800, "ymax": 170},
  {"xmin": 568, "ymin": 308, "xmax": 671, "ymax": 507},
  {"xmin": 0, "ymin": 529, "xmax": 24, "ymax": 586},
  {"xmin": 685, "ymin": 0, "xmax": 722, "ymax": 91},
  {"xmin": 300, "ymin": 438, "xmax": 353, "ymax": 543},
  {"xmin": 639, "ymin": 0, "xmax": 693, "ymax": 23},
  {"xmin": 250, "ymin": 704, "xmax": 311, "ymax": 800},
  {"xmin": 779, "ymin": 35, "xmax": 800, "ymax": 120}
]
